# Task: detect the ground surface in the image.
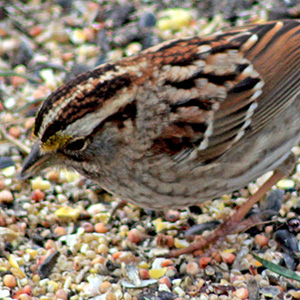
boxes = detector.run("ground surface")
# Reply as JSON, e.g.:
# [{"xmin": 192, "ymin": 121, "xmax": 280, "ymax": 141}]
[{"xmin": 2, "ymin": 1, "xmax": 300, "ymax": 299}]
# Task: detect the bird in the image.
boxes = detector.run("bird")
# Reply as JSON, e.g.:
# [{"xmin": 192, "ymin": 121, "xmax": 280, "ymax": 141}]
[{"xmin": 20, "ymin": 19, "xmax": 300, "ymax": 255}]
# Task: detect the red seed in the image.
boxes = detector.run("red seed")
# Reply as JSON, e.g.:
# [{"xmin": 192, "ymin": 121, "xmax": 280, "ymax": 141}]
[
  {"xmin": 199, "ymin": 256, "xmax": 211, "ymax": 269},
  {"xmin": 31, "ymin": 189, "xmax": 45, "ymax": 202},
  {"xmin": 95, "ymin": 223, "xmax": 108, "ymax": 233},
  {"xmin": 165, "ymin": 210, "xmax": 180, "ymax": 222},
  {"xmin": 29, "ymin": 25, "xmax": 43, "ymax": 36},
  {"xmin": 139, "ymin": 268, "xmax": 149, "ymax": 280},
  {"xmin": 128, "ymin": 228, "xmax": 143, "ymax": 243},
  {"xmin": 254, "ymin": 234, "xmax": 268, "ymax": 248},
  {"xmin": 81, "ymin": 222, "xmax": 94, "ymax": 233},
  {"xmin": 3, "ymin": 274, "xmax": 17, "ymax": 288},
  {"xmin": 221, "ymin": 252, "xmax": 236, "ymax": 264},
  {"xmin": 54, "ymin": 226, "xmax": 67, "ymax": 236},
  {"xmin": 234, "ymin": 287, "xmax": 249, "ymax": 299},
  {"xmin": 8, "ymin": 126, "xmax": 21, "ymax": 138},
  {"xmin": 55, "ymin": 288, "xmax": 68, "ymax": 300},
  {"xmin": 158, "ymin": 276, "xmax": 171, "ymax": 288},
  {"xmin": 186, "ymin": 261, "xmax": 200, "ymax": 276},
  {"xmin": 161, "ymin": 259, "xmax": 174, "ymax": 267}
]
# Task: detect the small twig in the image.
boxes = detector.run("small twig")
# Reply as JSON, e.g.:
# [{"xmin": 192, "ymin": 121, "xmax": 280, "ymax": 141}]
[
  {"xmin": 0, "ymin": 126, "xmax": 31, "ymax": 154},
  {"xmin": 0, "ymin": 71, "xmax": 42, "ymax": 84}
]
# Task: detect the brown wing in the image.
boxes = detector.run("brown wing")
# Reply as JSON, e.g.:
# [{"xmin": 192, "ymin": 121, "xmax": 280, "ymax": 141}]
[{"xmin": 146, "ymin": 20, "xmax": 300, "ymax": 162}]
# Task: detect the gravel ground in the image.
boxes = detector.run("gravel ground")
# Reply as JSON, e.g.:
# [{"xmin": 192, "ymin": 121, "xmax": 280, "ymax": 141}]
[{"xmin": 2, "ymin": 1, "xmax": 300, "ymax": 299}]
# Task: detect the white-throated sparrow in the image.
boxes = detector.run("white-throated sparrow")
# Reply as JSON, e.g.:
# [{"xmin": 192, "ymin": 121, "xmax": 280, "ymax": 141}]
[{"xmin": 20, "ymin": 20, "xmax": 300, "ymax": 254}]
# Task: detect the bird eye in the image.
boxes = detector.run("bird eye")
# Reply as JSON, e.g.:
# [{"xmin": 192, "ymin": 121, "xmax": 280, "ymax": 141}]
[{"xmin": 65, "ymin": 138, "xmax": 86, "ymax": 151}]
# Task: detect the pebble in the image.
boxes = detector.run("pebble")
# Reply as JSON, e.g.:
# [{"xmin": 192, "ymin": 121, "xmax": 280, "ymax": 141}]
[
  {"xmin": 46, "ymin": 171, "xmax": 60, "ymax": 182},
  {"xmin": 149, "ymin": 268, "xmax": 167, "ymax": 279},
  {"xmin": 0, "ymin": 189, "xmax": 14, "ymax": 203},
  {"xmin": 82, "ymin": 222, "xmax": 94, "ymax": 233},
  {"xmin": 22, "ymin": 285, "xmax": 32, "ymax": 295},
  {"xmin": 174, "ymin": 238, "xmax": 190, "ymax": 249},
  {"xmin": 95, "ymin": 223, "xmax": 108, "ymax": 233},
  {"xmin": 234, "ymin": 287, "xmax": 249, "ymax": 299},
  {"xmin": 1, "ymin": 165, "xmax": 16, "ymax": 177},
  {"xmin": 32, "ymin": 274, "xmax": 40, "ymax": 283},
  {"xmin": 157, "ymin": 8, "xmax": 193, "ymax": 31},
  {"xmin": 139, "ymin": 268, "xmax": 149, "ymax": 280},
  {"xmin": 54, "ymin": 226, "xmax": 67, "ymax": 236},
  {"xmin": 288, "ymin": 290, "xmax": 300, "ymax": 298},
  {"xmin": 158, "ymin": 282, "xmax": 171, "ymax": 292},
  {"xmin": 186, "ymin": 261, "xmax": 200, "ymax": 276},
  {"xmin": 59, "ymin": 170, "xmax": 80, "ymax": 183},
  {"xmin": 12, "ymin": 75, "xmax": 27, "ymax": 87},
  {"xmin": 3, "ymin": 274, "xmax": 17, "ymax": 288},
  {"xmin": 100, "ymin": 281, "xmax": 111, "ymax": 293},
  {"xmin": 174, "ymin": 286, "xmax": 186, "ymax": 297},
  {"xmin": 54, "ymin": 206, "xmax": 81, "ymax": 220},
  {"xmin": 57, "ymin": 194, "xmax": 68, "ymax": 203},
  {"xmin": 199, "ymin": 256, "xmax": 212, "ymax": 269},
  {"xmin": 124, "ymin": 293, "xmax": 132, "ymax": 300},
  {"xmin": 158, "ymin": 276, "xmax": 171, "ymax": 288},
  {"xmin": 125, "ymin": 42, "xmax": 142, "ymax": 56},
  {"xmin": 205, "ymin": 266, "xmax": 216, "ymax": 276},
  {"xmin": 221, "ymin": 252, "xmax": 236, "ymax": 264},
  {"xmin": 32, "ymin": 87, "xmax": 48, "ymax": 100},
  {"xmin": 19, "ymin": 294, "xmax": 32, "ymax": 300},
  {"xmin": 26, "ymin": 249, "xmax": 38, "ymax": 258},
  {"xmin": 29, "ymin": 25, "xmax": 43, "ymax": 37},
  {"xmin": 31, "ymin": 189, "xmax": 45, "ymax": 202},
  {"xmin": 166, "ymin": 266, "xmax": 177, "ymax": 277},
  {"xmin": 8, "ymin": 126, "xmax": 21, "ymax": 138},
  {"xmin": 0, "ymin": 28, "xmax": 7, "ymax": 37},
  {"xmin": 97, "ymin": 244, "xmax": 109, "ymax": 255},
  {"xmin": 277, "ymin": 179, "xmax": 295, "ymax": 189},
  {"xmin": 87, "ymin": 203, "xmax": 106, "ymax": 215},
  {"xmin": 45, "ymin": 240, "xmax": 56, "ymax": 250},
  {"xmin": 39, "ymin": 69, "xmax": 57, "ymax": 90},
  {"xmin": 31, "ymin": 177, "xmax": 51, "ymax": 190},
  {"xmin": 153, "ymin": 218, "xmax": 169, "ymax": 232},
  {"xmin": 254, "ymin": 234, "xmax": 269, "ymax": 248},
  {"xmin": 55, "ymin": 288, "xmax": 68, "ymax": 300},
  {"xmin": 70, "ymin": 29, "xmax": 87, "ymax": 44},
  {"xmin": 127, "ymin": 228, "xmax": 143, "ymax": 244},
  {"xmin": 85, "ymin": 250, "xmax": 96, "ymax": 259},
  {"xmin": 161, "ymin": 259, "xmax": 174, "ymax": 267},
  {"xmin": 0, "ymin": 288, "xmax": 10, "ymax": 297},
  {"xmin": 24, "ymin": 117, "xmax": 35, "ymax": 130},
  {"xmin": 62, "ymin": 52, "xmax": 75, "ymax": 62},
  {"xmin": 138, "ymin": 261, "xmax": 149, "ymax": 269},
  {"xmin": 47, "ymin": 280, "xmax": 59, "ymax": 293},
  {"xmin": 165, "ymin": 210, "xmax": 180, "ymax": 222},
  {"xmin": 106, "ymin": 291, "xmax": 117, "ymax": 300},
  {"xmin": 112, "ymin": 251, "xmax": 136, "ymax": 264}
]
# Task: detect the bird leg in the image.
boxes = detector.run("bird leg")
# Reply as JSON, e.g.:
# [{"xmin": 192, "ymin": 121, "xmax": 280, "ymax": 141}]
[{"xmin": 170, "ymin": 152, "xmax": 296, "ymax": 257}]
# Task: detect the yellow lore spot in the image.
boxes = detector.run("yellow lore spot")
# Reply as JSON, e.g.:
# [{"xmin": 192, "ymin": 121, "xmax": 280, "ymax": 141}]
[{"xmin": 42, "ymin": 134, "xmax": 71, "ymax": 151}]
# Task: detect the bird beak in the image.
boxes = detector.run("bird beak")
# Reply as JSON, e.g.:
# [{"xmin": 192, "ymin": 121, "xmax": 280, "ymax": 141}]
[{"xmin": 19, "ymin": 142, "xmax": 53, "ymax": 180}]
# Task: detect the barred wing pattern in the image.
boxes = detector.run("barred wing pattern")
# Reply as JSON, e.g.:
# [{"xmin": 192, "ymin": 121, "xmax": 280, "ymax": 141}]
[{"xmin": 34, "ymin": 20, "xmax": 300, "ymax": 165}]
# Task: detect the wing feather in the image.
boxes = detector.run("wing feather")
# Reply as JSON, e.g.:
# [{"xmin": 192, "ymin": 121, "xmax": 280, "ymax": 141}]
[{"xmin": 148, "ymin": 20, "xmax": 300, "ymax": 163}]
